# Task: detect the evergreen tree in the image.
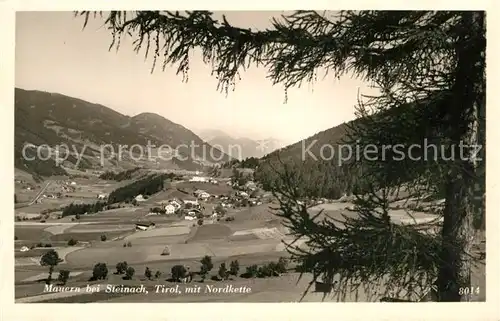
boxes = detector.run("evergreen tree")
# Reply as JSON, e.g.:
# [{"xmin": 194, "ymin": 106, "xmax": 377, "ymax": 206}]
[
  {"xmin": 78, "ymin": 10, "xmax": 485, "ymax": 302},
  {"xmin": 40, "ymin": 250, "xmax": 60, "ymax": 285}
]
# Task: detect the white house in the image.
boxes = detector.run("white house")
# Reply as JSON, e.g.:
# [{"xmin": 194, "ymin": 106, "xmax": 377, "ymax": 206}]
[
  {"xmin": 165, "ymin": 204, "xmax": 176, "ymax": 215},
  {"xmin": 169, "ymin": 200, "xmax": 182, "ymax": 209},
  {"xmin": 198, "ymin": 192, "xmax": 210, "ymax": 200},
  {"xmin": 184, "ymin": 215, "xmax": 195, "ymax": 221},
  {"xmin": 70, "ymin": 181, "xmax": 77, "ymax": 185},
  {"xmin": 238, "ymin": 191, "xmax": 249, "ymax": 198},
  {"xmin": 97, "ymin": 193, "xmax": 108, "ymax": 200},
  {"xmin": 194, "ymin": 189, "xmax": 205, "ymax": 196},
  {"xmin": 187, "ymin": 208, "xmax": 202, "ymax": 216},
  {"xmin": 183, "ymin": 199, "xmax": 199, "ymax": 207},
  {"xmin": 135, "ymin": 194, "xmax": 146, "ymax": 202}
]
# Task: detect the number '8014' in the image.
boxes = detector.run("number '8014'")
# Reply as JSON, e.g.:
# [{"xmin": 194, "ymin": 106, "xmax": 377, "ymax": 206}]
[{"xmin": 459, "ymin": 287, "xmax": 480, "ymax": 296}]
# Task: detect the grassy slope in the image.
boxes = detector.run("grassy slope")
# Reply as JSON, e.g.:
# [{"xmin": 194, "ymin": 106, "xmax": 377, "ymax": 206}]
[{"xmin": 15, "ymin": 88, "xmax": 232, "ymax": 177}]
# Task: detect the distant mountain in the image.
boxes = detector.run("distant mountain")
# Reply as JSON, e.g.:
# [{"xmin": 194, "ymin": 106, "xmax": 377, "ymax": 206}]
[
  {"xmin": 14, "ymin": 88, "xmax": 232, "ymax": 177},
  {"xmin": 197, "ymin": 129, "xmax": 232, "ymax": 142},
  {"xmin": 197, "ymin": 129, "xmax": 285, "ymax": 159}
]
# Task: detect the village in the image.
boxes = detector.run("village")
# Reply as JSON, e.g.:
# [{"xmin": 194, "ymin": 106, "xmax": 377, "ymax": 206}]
[
  {"xmin": 13, "ymin": 168, "xmax": 286, "ymax": 300},
  {"xmin": 18, "ymin": 166, "xmax": 464, "ymax": 304},
  {"xmin": 16, "ymin": 166, "xmax": 390, "ymax": 303}
]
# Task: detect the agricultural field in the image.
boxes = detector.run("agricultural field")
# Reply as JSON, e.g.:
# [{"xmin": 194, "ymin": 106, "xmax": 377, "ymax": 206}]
[
  {"xmin": 14, "ymin": 171, "xmax": 300, "ymax": 302},
  {"xmin": 14, "ymin": 170, "xmax": 484, "ymax": 303}
]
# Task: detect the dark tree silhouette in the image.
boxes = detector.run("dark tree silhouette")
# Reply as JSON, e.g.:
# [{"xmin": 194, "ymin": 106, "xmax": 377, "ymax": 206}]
[
  {"xmin": 78, "ymin": 10, "xmax": 485, "ymax": 302},
  {"xmin": 92, "ymin": 263, "xmax": 109, "ymax": 280},
  {"xmin": 57, "ymin": 270, "xmax": 71, "ymax": 285},
  {"xmin": 200, "ymin": 255, "xmax": 214, "ymax": 281},
  {"xmin": 145, "ymin": 267, "xmax": 152, "ymax": 280},
  {"xmin": 40, "ymin": 250, "xmax": 61, "ymax": 284},
  {"xmin": 171, "ymin": 264, "xmax": 187, "ymax": 282}
]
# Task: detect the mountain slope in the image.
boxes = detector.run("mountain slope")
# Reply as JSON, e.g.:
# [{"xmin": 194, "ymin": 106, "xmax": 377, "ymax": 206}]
[
  {"xmin": 14, "ymin": 88, "xmax": 232, "ymax": 176},
  {"xmin": 127, "ymin": 113, "xmax": 229, "ymax": 164},
  {"xmin": 254, "ymin": 94, "xmax": 467, "ymax": 202},
  {"xmin": 262, "ymin": 123, "xmax": 350, "ymax": 162}
]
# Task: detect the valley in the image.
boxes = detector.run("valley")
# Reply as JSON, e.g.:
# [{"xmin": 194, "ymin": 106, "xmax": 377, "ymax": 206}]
[
  {"xmin": 14, "ymin": 164, "xmax": 485, "ymax": 303},
  {"xmin": 13, "ymin": 87, "xmax": 485, "ymax": 303}
]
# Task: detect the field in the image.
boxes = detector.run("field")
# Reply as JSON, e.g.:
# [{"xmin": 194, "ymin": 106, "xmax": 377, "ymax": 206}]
[{"xmin": 14, "ymin": 172, "xmax": 485, "ymax": 303}]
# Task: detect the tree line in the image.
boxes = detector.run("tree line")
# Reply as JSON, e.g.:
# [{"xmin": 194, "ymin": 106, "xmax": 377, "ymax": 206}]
[
  {"xmin": 40, "ymin": 249, "xmax": 288, "ymax": 287},
  {"xmin": 61, "ymin": 201, "xmax": 107, "ymax": 217},
  {"xmin": 61, "ymin": 174, "xmax": 168, "ymax": 217},
  {"xmin": 107, "ymin": 174, "xmax": 166, "ymax": 204},
  {"xmin": 99, "ymin": 167, "xmax": 141, "ymax": 181}
]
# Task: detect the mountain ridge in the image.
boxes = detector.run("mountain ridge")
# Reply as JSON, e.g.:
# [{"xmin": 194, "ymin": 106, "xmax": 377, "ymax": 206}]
[
  {"xmin": 14, "ymin": 88, "xmax": 232, "ymax": 177},
  {"xmin": 197, "ymin": 129, "xmax": 285, "ymax": 160}
]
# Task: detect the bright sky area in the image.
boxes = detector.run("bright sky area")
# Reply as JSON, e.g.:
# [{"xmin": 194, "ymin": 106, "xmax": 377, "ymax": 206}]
[{"xmin": 16, "ymin": 11, "xmax": 377, "ymax": 144}]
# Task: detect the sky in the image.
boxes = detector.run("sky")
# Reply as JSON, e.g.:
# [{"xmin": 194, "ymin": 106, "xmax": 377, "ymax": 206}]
[{"xmin": 16, "ymin": 11, "xmax": 376, "ymax": 144}]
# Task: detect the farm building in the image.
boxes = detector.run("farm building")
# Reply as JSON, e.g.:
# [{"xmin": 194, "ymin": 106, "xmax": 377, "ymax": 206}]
[
  {"xmin": 164, "ymin": 204, "xmax": 176, "ymax": 215},
  {"xmin": 169, "ymin": 200, "xmax": 182, "ymax": 209},
  {"xmin": 194, "ymin": 189, "xmax": 205, "ymax": 196},
  {"xmin": 97, "ymin": 193, "xmax": 108, "ymax": 200},
  {"xmin": 135, "ymin": 222, "xmax": 155, "ymax": 231},
  {"xmin": 189, "ymin": 176, "xmax": 207, "ymax": 182},
  {"xmin": 186, "ymin": 209, "xmax": 202, "ymax": 217},
  {"xmin": 135, "ymin": 194, "xmax": 146, "ymax": 202},
  {"xmin": 183, "ymin": 199, "xmax": 199, "ymax": 207},
  {"xmin": 194, "ymin": 190, "xmax": 210, "ymax": 200}
]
